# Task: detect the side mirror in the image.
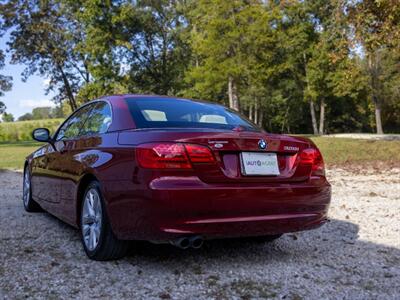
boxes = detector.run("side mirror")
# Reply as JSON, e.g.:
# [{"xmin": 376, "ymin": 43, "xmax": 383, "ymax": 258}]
[{"xmin": 32, "ymin": 128, "xmax": 51, "ymax": 143}]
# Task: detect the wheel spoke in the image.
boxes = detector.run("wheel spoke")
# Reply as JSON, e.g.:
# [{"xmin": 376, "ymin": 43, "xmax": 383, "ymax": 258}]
[
  {"xmin": 82, "ymin": 187, "xmax": 102, "ymax": 251},
  {"xmin": 82, "ymin": 224, "xmax": 91, "ymax": 236},
  {"xmin": 87, "ymin": 193, "xmax": 95, "ymax": 216},
  {"xmin": 93, "ymin": 192, "xmax": 101, "ymax": 217},
  {"xmin": 23, "ymin": 172, "xmax": 30, "ymax": 205},
  {"xmin": 82, "ymin": 214, "xmax": 94, "ymax": 225},
  {"xmin": 90, "ymin": 227, "xmax": 96, "ymax": 250},
  {"xmin": 93, "ymin": 224, "xmax": 101, "ymax": 239}
]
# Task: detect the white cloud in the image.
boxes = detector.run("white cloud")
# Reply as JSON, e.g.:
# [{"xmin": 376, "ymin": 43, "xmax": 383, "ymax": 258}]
[
  {"xmin": 19, "ymin": 99, "xmax": 55, "ymax": 109},
  {"xmin": 42, "ymin": 78, "xmax": 51, "ymax": 88}
]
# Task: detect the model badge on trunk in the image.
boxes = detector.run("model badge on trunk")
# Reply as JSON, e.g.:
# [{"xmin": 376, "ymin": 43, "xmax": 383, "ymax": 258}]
[{"xmin": 284, "ymin": 146, "xmax": 299, "ymax": 151}]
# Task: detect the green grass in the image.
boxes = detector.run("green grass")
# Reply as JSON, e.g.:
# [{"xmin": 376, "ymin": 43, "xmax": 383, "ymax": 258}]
[
  {"xmin": 0, "ymin": 141, "xmax": 42, "ymax": 170},
  {"xmin": 310, "ymin": 137, "xmax": 400, "ymax": 166},
  {"xmin": 0, "ymin": 119, "xmax": 63, "ymax": 142},
  {"xmin": 0, "ymin": 137, "xmax": 399, "ymax": 170}
]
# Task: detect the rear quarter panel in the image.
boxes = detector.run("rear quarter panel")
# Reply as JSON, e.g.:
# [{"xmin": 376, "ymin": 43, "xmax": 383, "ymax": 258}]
[{"xmin": 61, "ymin": 132, "xmax": 136, "ymax": 227}]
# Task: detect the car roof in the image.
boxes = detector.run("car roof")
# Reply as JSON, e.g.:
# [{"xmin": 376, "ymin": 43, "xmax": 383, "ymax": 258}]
[
  {"xmin": 100, "ymin": 94, "xmax": 197, "ymax": 132},
  {"xmin": 106, "ymin": 94, "xmax": 212, "ymax": 103},
  {"xmin": 90, "ymin": 94, "xmax": 225, "ymax": 132}
]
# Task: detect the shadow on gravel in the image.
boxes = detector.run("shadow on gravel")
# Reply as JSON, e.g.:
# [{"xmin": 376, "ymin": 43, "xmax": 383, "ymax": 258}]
[
  {"xmin": 124, "ymin": 219, "xmax": 399, "ymax": 265},
  {"xmin": 2, "ymin": 209, "xmax": 400, "ymax": 299},
  {"xmin": 38, "ymin": 211, "xmax": 399, "ymax": 267},
  {"xmin": 39, "ymin": 210, "xmax": 400, "ymax": 274},
  {"xmin": 29, "ymin": 212, "xmax": 399, "ymax": 298}
]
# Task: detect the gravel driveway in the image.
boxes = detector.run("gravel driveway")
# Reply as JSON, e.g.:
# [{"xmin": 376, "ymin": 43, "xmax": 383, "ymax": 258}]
[{"xmin": 1, "ymin": 168, "xmax": 399, "ymax": 299}]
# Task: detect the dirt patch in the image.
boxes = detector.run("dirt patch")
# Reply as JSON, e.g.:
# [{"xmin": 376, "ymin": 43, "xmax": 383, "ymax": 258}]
[
  {"xmin": 0, "ymin": 168, "xmax": 399, "ymax": 299},
  {"xmin": 327, "ymin": 161, "xmax": 400, "ymax": 172},
  {"xmin": 326, "ymin": 133, "xmax": 400, "ymax": 141}
]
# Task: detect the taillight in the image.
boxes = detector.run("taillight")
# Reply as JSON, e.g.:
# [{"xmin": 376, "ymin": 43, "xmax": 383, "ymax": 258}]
[
  {"xmin": 185, "ymin": 144, "xmax": 215, "ymax": 163},
  {"xmin": 136, "ymin": 143, "xmax": 215, "ymax": 169},
  {"xmin": 136, "ymin": 143, "xmax": 191, "ymax": 169},
  {"xmin": 299, "ymin": 148, "xmax": 325, "ymax": 176}
]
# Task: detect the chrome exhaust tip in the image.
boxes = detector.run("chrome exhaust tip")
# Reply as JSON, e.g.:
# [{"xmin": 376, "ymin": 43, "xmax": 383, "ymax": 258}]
[
  {"xmin": 170, "ymin": 237, "xmax": 190, "ymax": 249},
  {"xmin": 189, "ymin": 236, "xmax": 204, "ymax": 249}
]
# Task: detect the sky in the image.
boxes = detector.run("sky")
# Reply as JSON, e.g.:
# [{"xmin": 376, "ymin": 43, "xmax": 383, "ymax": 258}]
[{"xmin": 0, "ymin": 34, "xmax": 55, "ymax": 119}]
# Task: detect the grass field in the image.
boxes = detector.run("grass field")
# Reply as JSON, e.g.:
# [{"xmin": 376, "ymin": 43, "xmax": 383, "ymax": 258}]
[
  {"xmin": 0, "ymin": 141, "xmax": 42, "ymax": 170},
  {"xmin": 0, "ymin": 119, "xmax": 63, "ymax": 142},
  {"xmin": 0, "ymin": 137, "xmax": 399, "ymax": 170},
  {"xmin": 310, "ymin": 137, "xmax": 400, "ymax": 166}
]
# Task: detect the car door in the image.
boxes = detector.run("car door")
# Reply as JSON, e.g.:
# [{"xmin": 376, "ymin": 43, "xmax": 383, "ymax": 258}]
[
  {"xmin": 57, "ymin": 101, "xmax": 112, "ymax": 224},
  {"xmin": 30, "ymin": 143, "xmax": 54, "ymax": 203},
  {"xmin": 42, "ymin": 104, "xmax": 95, "ymax": 221}
]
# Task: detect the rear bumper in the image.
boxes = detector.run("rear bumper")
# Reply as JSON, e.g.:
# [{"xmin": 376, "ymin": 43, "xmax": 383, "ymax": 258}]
[{"xmin": 104, "ymin": 176, "xmax": 331, "ymax": 241}]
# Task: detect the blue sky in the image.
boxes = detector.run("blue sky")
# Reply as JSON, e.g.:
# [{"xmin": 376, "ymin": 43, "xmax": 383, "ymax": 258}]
[{"xmin": 1, "ymin": 34, "xmax": 55, "ymax": 119}]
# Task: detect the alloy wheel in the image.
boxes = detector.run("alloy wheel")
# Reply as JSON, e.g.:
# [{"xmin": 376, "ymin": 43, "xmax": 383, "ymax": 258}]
[
  {"xmin": 82, "ymin": 188, "xmax": 103, "ymax": 251},
  {"xmin": 23, "ymin": 171, "xmax": 30, "ymax": 207}
]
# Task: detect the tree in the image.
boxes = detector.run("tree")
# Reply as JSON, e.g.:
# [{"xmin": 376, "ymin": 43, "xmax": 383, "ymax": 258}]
[
  {"xmin": 50, "ymin": 105, "xmax": 66, "ymax": 118},
  {"xmin": 305, "ymin": 0, "xmax": 360, "ymax": 134},
  {"xmin": 121, "ymin": 0, "xmax": 190, "ymax": 96},
  {"xmin": 271, "ymin": 1, "xmax": 320, "ymax": 134},
  {"xmin": 18, "ymin": 113, "xmax": 33, "ymax": 121},
  {"xmin": 0, "ymin": 101, "xmax": 5, "ymax": 115},
  {"xmin": 265, "ymin": 0, "xmax": 368, "ymax": 135},
  {"xmin": 0, "ymin": 50, "xmax": 12, "ymax": 99},
  {"xmin": 2, "ymin": 112, "xmax": 14, "ymax": 122},
  {"xmin": 70, "ymin": 0, "xmax": 190, "ymax": 100},
  {"xmin": 184, "ymin": 0, "xmax": 271, "ymax": 111},
  {"xmin": 66, "ymin": 0, "xmax": 124, "ymax": 101},
  {"xmin": 32, "ymin": 107, "xmax": 52, "ymax": 120},
  {"xmin": 0, "ymin": 0, "xmax": 91, "ymax": 111},
  {"xmin": 348, "ymin": 0, "xmax": 400, "ymax": 134},
  {"xmin": 0, "ymin": 49, "xmax": 11, "ymax": 121},
  {"xmin": 366, "ymin": 48, "xmax": 400, "ymax": 133}
]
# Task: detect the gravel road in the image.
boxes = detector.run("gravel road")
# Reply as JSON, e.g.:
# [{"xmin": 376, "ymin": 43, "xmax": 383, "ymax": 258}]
[{"xmin": 0, "ymin": 168, "xmax": 399, "ymax": 299}]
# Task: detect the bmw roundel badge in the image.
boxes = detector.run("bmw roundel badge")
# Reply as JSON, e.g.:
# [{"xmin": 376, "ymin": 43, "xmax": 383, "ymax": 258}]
[{"xmin": 258, "ymin": 139, "xmax": 267, "ymax": 150}]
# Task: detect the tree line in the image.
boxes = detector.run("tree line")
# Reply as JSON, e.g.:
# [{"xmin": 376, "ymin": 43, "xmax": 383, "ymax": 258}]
[
  {"xmin": 0, "ymin": 0, "xmax": 399, "ymax": 134},
  {"xmin": 0, "ymin": 104, "xmax": 65, "ymax": 122}
]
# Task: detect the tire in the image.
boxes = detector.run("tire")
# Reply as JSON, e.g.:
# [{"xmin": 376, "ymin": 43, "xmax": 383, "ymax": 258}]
[
  {"xmin": 80, "ymin": 181, "xmax": 128, "ymax": 261},
  {"xmin": 23, "ymin": 167, "xmax": 43, "ymax": 212}
]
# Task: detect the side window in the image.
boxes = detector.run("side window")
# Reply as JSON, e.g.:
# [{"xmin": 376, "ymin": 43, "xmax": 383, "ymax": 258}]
[
  {"xmin": 80, "ymin": 102, "xmax": 112, "ymax": 136},
  {"xmin": 56, "ymin": 105, "xmax": 93, "ymax": 141}
]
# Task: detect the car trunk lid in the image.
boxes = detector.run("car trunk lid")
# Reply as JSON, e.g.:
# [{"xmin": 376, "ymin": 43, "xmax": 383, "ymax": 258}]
[{"xmin": 118, "ymin": 128, "xmax": 313, "ymax": 183}]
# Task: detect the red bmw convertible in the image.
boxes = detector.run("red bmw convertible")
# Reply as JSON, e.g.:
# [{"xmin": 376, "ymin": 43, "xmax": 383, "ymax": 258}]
[{"xmin": 24, "ymin": 95, "xmax": 331, "ymax": 260}]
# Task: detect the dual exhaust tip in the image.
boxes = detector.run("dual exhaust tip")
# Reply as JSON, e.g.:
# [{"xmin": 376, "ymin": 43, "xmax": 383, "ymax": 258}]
[{"xmin": 171, "ymin": 236, "xmax": 203, "ymax": 249}]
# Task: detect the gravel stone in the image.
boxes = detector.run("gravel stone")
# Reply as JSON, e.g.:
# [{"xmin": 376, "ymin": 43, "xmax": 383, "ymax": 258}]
[{"xmin": 0, "ymin": 168, "xmax": 399, "ymax": 299}]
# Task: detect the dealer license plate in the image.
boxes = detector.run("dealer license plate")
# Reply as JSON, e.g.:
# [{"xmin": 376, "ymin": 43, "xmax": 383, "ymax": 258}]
[{"xmin": 240, "ymin": 152, "xmax": 280, "ymax": 176}]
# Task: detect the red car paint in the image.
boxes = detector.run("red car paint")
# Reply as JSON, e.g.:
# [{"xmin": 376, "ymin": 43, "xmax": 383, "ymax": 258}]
[{"xmin": 26, "ymin": 95, "xmax": 330, "ymax": 241}]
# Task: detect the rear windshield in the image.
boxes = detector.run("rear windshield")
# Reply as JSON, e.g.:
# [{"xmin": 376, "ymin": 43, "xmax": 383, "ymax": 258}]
[{"xmin": 126, "ymin": 98, "xmax": 258, "ymax": 131}]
